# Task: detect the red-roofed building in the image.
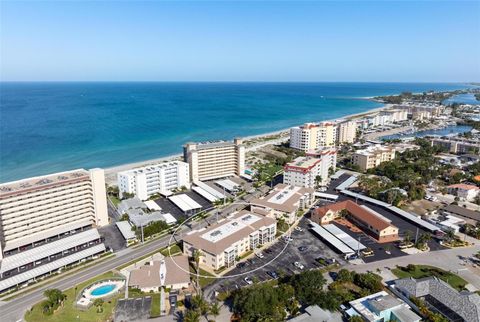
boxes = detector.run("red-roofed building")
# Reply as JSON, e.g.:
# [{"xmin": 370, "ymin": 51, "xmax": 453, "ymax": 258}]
[
  {"xmin": 311, "ymin": 200, "xmax": 399, "ymax": 243},
  {"xmin": 447, "ymin": 184, "xmax": 480, "ymax": 202}
]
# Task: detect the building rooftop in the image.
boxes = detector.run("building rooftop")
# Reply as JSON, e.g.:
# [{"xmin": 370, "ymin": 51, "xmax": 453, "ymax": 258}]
[
  {"xmin": 118, "ymin": 161, "xmax": 186, "ymax": 176},
  {"xmin": 0, "ymin": 169, "xmax": 90, "ymax": 198},
  {"xmin": 183, "ymin": 210, "xmax": 275, "ymax": 255},
  {"xmin": 251, "ymin": 183, "xmax": 314, "ymax": 214},
  {"xmin": 284, "ymin": 157, "xmax": 321, "ymax": 172},
  {"xmin": 447, "ymin": 183, "xmax": 480, "ymax": 191},
  {"xmin": 314, "ymin": 200, "xmax": 396, "ymax": 232},
  {"xmin": 354, "ymin": 145, "xmax": 395, "ymax": 157},
  {"xmin": 442, "ymin": 204, "xmax": 480, "ymax": 222}
]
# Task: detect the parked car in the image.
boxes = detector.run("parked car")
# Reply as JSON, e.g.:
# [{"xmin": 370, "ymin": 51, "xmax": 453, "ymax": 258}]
[
  {"xmin": 293, "ymin": 262, "xmax": 305, "ymax": 270},
  {"xmin": 298, "ymin": 246, "xmax": 308, "ymax": 252},
  {"xmin": 236, "ymin": 262, "xmax": 247, "ymax": 269},
  {"xmin": 283, "ymin": 236, "xmax": 294, "ymax": 242},
  {"xmin": 264, "ymin": 248, "xmax": 273, "ymax": 254},
  {"xmin": 244, "ymin": 277, "xmax": 253, "ymax": 285},
  {"xmin": 266, "ymin": 271, "xmax": 278, "ymax": 279},
  {"xmin": 255, "ymin": 252, "xmax": 264, "ymax": 259},
  {"xmin": 294, "ymin": 226, "xmax": 303, "ymax": 232}
]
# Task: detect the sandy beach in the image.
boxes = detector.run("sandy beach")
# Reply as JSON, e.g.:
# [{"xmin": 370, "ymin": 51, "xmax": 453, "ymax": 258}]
[{"xmin": 104, "ymin": 102, "xmax": 392, "ymax": 185}]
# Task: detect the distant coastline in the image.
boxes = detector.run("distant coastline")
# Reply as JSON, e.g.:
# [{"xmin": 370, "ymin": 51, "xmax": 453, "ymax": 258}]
[{"xmin": 1, "ymin": 82, "xmax": 474, "ymax": 182}]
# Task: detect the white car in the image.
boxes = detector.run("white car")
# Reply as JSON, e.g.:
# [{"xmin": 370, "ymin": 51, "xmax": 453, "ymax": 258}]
[
  {"xmin": 294, "ymin": 226, "xmax": 303, "ymax": 232},
  {"xmin": 244, "ymin": 277, "xmax": 253, "ymax": 285},
  {"xmin": 283, "ymin": 236, "xmax": 293, "ymax": 242},
  {"xmin": 293, "ymin": 262, "xmax": 304, "ymax": 270},
  {"xmin": 255, "ymin": 252, "xmax": 264, "ymax": 259}
]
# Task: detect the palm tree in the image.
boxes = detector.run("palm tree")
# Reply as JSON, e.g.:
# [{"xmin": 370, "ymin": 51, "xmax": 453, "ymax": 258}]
[
  {"xmin": 193, "ymin": 249, "xmax": 204, "ymax": 296},
  {"xmin": 209, "ymin": 301, "xmax": 221, "ymax": 320},
  {"xmin": 314, "ymin": 175, "xmax": 323, "ymax": 188},
  {"xmin": 93, "ymin": 298, "xmax": 104, "ymax": 313},
  {"xmin": 403, "ymin": 230, "xmax": 413, "ymax": 244},
  {"xmin": 445, "ymin": 230, "xmax": 456, "ymax": 243},
  {"xmin": 184, "ymin": 308, "xmax": 201, "ymax": 322}
]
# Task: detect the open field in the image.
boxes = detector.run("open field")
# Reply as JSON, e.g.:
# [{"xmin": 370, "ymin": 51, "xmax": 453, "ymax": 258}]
[{"xmin": 391, "ymin": 265, "xmax": 467, "ymax": 291}]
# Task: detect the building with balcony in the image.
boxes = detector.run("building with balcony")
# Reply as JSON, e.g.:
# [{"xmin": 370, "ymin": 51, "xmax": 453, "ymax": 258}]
[
  {"xmin": 284, "ymin": 149, "xmax": 337, "ymax": 188},
  {"xmin": 183, "ymin": 139, "xmax": 245, "ymax": 181},
  {"xmin": 353, "ymin": 145, "xmax": 396, "ymax": 171},
  {"xmin": 0, "ymin": 168, "xmax": 108, "ymax": 292},
  {"xmin": 117, "ymin": 161, "xmax": 190, "ymax": 200},
  {"xmin": 337, "ymin": 120, "xmax": 357, "ymax": 144},
  {"xmin": 182, "ymin": 211, "xmax": 276, "ymax": 270},
  {"xmin": 250, "ymin": 184, "xmax": 315, "ymax": 224}
]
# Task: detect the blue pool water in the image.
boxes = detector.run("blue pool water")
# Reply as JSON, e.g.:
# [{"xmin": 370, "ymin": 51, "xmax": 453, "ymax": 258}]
[{"xmin": 90, "ymin": 284, "xmax": 116, "ymax": 296}]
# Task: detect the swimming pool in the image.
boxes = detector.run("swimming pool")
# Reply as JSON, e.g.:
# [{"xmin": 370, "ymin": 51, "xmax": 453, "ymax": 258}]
[{"xmin": 90, "ymin": 284, "xmax": 117, "ymax": 296}]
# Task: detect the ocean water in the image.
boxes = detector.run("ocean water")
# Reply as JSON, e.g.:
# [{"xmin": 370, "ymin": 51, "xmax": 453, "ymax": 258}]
[
  {"xmin": 0, "ymin": 82, "xmax": 473, "ymax": 182},
  {"xmin": 443, "ymin": 93, "xmax": 480, "ymax": 105},
  {"xmin": 381, "ymin": 125, "xmax": 473, "ymax": 140}
]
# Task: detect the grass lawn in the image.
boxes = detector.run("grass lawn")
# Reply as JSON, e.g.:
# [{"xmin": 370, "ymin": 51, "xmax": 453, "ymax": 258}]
[
  {"xmin": 160, "ymin": 243, "xmax": 182, "ymax": 257},
  {"xmin": 150, "ymin": 293, "xmax": 161, "ymax": 317},
  {"xmin": 108, "ymin": 195, "xmax": 121, "ymax": 207},
  {"xmin": 189, "ymin": 264, "xmax": 215, "ymax": 288},
  {"xmin": 24, "ymin": 271, "xmax": 124, "ymax": 322},
  {"xmin": 392, "ymin": 265, "xmax": 467, "ymax": 291}
]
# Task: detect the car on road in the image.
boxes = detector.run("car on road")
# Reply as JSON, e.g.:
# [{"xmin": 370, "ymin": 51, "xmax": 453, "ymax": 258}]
[
  {"xmin": 298, "ymin": 246, "xmax": 308, "ymax": 252},
  {"xmin": 293, "ymin": 262, "xmax": 305, "ymax": 270},
  {"xmin": 244, "ymin": 277, "xmax": 253, "ymax": 285},
  {"xmin": 266, "ymin": 271, "xmax": 278, "ymax": 279},
  {"xmin": 255, "ymin": 252, "xmax": 265, "ymax": 259}
]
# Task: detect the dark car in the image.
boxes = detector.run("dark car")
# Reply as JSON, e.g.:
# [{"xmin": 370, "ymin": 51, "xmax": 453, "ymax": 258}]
[
  {"xmin": 236, "ymin": 262, "xmax": 247, "ymax": 269},
  {"xmin": 264, "ymin": 248, "xmax": 273, "ymax": 254},
  {"xmin": 298, "ymin": 246, "xmax": 308, "ymax": 252},
  {"xmin": 266, "ymin": 271, "xmax": 278, "ymax": 279},
  {"xmin": 169, "ymin": 295, "xmax": 177, "ymax": 308}
]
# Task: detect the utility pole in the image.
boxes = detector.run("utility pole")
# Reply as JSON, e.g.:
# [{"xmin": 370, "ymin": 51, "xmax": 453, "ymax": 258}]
[
  {"xmin": 414, "ymin": 227, "xmax": 419, "ymax": 245},
  {"xmin": 141, "ymin": 225, "xmax": 144, "ymax": 244}
]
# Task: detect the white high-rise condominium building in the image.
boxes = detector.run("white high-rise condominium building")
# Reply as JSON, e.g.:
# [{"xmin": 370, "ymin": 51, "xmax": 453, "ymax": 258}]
[
  {"xmin": 117, "ymin": 161, "xmax": 190, "ymax": 200},
  {"xmin": 284, "ymin": 149, "xmax": 338, "ymax": 188},
  {"xmin": 0, "ymin": 169, "xmax": 108, "ymax": 292},
  {"xmin": 183, "ymin": 138, "xmax": 245, "ymax": 181},
  {"xmin": 352, "ymin": 145, "xmax": 396, "ymax": 171},
  {"xmin": 290, "ymin": 122, "xmax": 337, "ymax": 152},
  {"xmin": 337, "ymin": 120, "xmax": 357, "ymax": 144}
]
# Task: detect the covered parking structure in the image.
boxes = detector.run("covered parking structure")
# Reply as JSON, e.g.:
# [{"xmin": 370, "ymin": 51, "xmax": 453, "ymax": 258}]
[
  {"xmin": 193, "ymin": 180, "xmax": 225, "ymax": 199},
  {"xmin": 309, "ymin": 222, "xmax": 355, "ymax": 258},
  {"xmin": 215, "ymin": 179, "xmax": 241, "ymax": 193},
  {"xmin": 192, "ymin": 186, "xmax": 219, "ymax": 203},
  {"xmin": 323, "ymin": 224, "xmax": 367, "ymax": 251},
  {"xmin": 168, "ymin": 194, "xmax": 202, "ymax": 216}
]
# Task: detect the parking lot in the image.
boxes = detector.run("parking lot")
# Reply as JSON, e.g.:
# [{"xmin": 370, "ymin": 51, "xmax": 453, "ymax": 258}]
[{"xmin": 203, "ymin": 217, "xmax": 344, "ymax": 300}]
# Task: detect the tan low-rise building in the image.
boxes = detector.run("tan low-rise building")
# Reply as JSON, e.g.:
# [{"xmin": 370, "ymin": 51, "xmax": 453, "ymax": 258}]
[
  {"xmin": 311, "ymin": 200, "xmax": 399, "ymax": 243},
  {"xmin": 182, "ymin": 211, "xmax": 276, "ymax": 270},
  {"xmin": 250, "ymin": 183, "xmax": 315, "ymax": 224},
  {"xmin": 352, "ymin": 145, "xmax": 396, "ymax": 171},
  {"xmin": 128, "ymin": 255, "xmax": 191, "ymax": 292}
]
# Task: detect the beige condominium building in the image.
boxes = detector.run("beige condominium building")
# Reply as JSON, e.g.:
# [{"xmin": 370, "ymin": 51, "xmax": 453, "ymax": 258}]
[
  {"xmin": 0, "ymin": 168, "xmax": 108, "ymax": 293},
  {"xmin": 284, "ymin": 148, "xmax": 337, "ymax": 188},
  {"xmin": 336, "ymin": 120, "xmax": 357, "ymax": 144},
  {"xmin": 250, "ymin": 183, "xmax": 315, "ymax": 224},
  {"xmin": 352, "ymin": 145, "xmax": 396, "ymax": 171},
  {"xmin": 290, "ymin": 122, "xmax": 337, "ymax": 152},
  {"xmin": 182, "ymin": 210, "xmax": 276, "ymax": 270},
  {"xmin": 183, "ymin": 138, "xmax": 245, "ymax": 181}
]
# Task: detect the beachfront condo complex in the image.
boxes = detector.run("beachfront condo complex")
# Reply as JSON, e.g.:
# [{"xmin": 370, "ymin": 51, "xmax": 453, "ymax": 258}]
[
  {"xmin": 352, "ymin": 145, "xmax": 396, "ymax": 171},
  {"xmin": 337, "ymin": 120, "xmax": 358, "ymax": 144},
  {"xmin": 0, "ymin": 169, "xmax": 108, "ymax": 292},
  {"xmin": 182, "ymin": 210, "xmax": 276, "ymax": 270},
  {"xmin": 183, "ymin": 138, "xmax": 245, "ymax": 181},
  {"xmin": 117, "ymin": 161, "xmax": 190, "ymax": 200},
  {"xmin": 290, "ymin": 122, "xmax": 337, "ymax": 152},
  {"xmin": 284, "ymin": 149, "xmax": 337, "ymax": 188}
]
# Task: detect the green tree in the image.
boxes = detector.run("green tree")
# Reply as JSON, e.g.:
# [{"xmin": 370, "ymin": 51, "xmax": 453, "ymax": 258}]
[
  {"xmin": 193, "ymin": 250, "xmax": 204, "ymax": 296},
  {"xmin": 93, "ymin": 298, "xmax": 104, "ymax": 313},
  {"xmin": 290, "ymin": 270, "xmax": 327, "ymax": 305},
  {"xmin": 209, "ymin": 301, "xmax": 221, "ymax": 320},
  {"xmin": 184, "ymin": 308, "xmax": 201, "ymax": 322}
]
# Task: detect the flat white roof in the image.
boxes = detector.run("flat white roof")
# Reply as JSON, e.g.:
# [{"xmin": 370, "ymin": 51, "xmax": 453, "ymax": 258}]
[
  {"xmin": 323, "ymin": 224, "xmax": 366, "ymax": 251},
  {"xmin": 0, "ymin": 244, "xmax": 106, "ymax": 292},
  {"xmin": 268, "ymin": 186, "xmax": 301, "ymax": 204},
  {"xmin": 193, "ymin": 180, "xmax": 225, "ymax": 199},
  {"xmin": 314, "ymin": 192, "xmax": 339, "ymax": 200},
  {"xmin": 215, "ymin": 179, "xmax": 240, "ymax": 192},
  {"xmin": 192, "ymin": 186, "xmax": 219, "ymax": 202},
  {"xmin": 162, "ymin": 213, "xmax": 177, "ymax": 225},
  {"xmin": 115, "ymin": 221, "xmax": 136, "ymax": 240},
  {"xmin": 310, "ymin": 222, "xmax": 354, "ymax": 255},
  {"xmin": 168, "ymin": 194, "xmax": 202, "ymax": 212},
  {"xmin": 336, "ymin": 176, "xmax": 358, "ymax": 191},
  {"xmin": 330, "ymin": 170, "xmax": 346, "ymax": 180},
  {"xmin": 201, "ymin": 213, "xmax": 261, "ymax": 243},
  {"xmin": 3, "ymin": 219, "xmax": 93, "ymax": 252},
  {"xmin": 0, "ymin": 229, "xmax": 101, "ymax": 273},
  {"xmin": 144, "ymin": 200, "xmax": 162, "ymax": 211}
]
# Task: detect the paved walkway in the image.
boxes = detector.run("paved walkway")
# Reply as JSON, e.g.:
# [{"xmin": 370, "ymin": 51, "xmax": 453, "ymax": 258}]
[{"xmin": 346, "ymin": 244, "xmax": 480, "ymax": 289}]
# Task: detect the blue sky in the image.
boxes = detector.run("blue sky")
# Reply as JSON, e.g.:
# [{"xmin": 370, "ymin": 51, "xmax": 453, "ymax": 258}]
[{"xmin": 1, "ymin": 1, "xmax": 479, "ymax": 82}]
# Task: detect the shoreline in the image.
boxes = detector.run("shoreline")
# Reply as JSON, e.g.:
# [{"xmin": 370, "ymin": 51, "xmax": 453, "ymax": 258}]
[{"xmin": 104, "ymin": 102, "xmax": 392, "ymax": 184}]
